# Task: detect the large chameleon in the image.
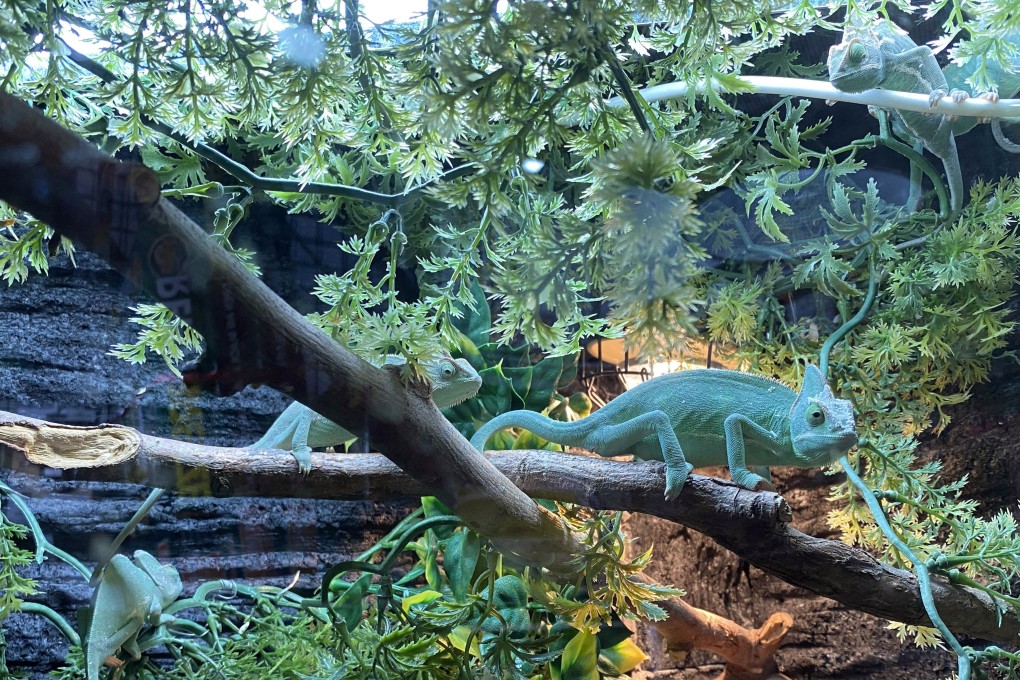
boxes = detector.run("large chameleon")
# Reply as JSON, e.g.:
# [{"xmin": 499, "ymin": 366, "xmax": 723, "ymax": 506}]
[
  {"xmin": 827, "ymin": 18, "xmax": 971, "ymax": 214},
  {"xmin": 471, "ymin": 364, "xmax": 857, "ymax": 501},
  {"xmin": 943, "ymin": 30, "xmax": 1020, "ymax": 153},
  {"xmin": 249, "ymin": 354, "xmax": 482, "ymax": 472}
]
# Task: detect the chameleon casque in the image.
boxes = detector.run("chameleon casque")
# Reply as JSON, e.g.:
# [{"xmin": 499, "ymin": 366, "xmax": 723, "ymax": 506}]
[
  {"xmin": 471, "ymin": 364, "xmax": 857, "ymax": 501},
  {"xmin": 826, "ymin": 18, "xmax": 972, "ymax": 213},
  {"xmin": 249, "ymin": 354, "xmax": 482, "ymax": 472}
]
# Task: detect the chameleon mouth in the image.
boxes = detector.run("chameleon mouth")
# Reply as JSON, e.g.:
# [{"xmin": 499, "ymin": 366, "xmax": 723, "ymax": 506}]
[
  {"xmin": 830, "ymin": 67, "xmax": 880, "ymax": 94},
  {"xmin": 796, "ymin": 430, "xmax": 858, "ymax": 463},
  {"xmin": 440, "ymin": 385, "xmax": 482, "ymax": 408}
]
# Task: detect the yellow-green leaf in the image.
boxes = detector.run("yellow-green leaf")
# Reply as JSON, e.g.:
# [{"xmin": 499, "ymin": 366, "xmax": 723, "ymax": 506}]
[
  {"xmin": 560, "ymin": 630, "xmax": 599, "ymax": 680},
  {"xmin": 448, "ymin": 625, "xmax": 482, "ymax": 656},
  {"xmin": 401, "ymin": 589, "xmax": 444, "ymax": 612},
  {"xmin": 600, "ymin": 637, "xmax": 648, "ymax": 674}
]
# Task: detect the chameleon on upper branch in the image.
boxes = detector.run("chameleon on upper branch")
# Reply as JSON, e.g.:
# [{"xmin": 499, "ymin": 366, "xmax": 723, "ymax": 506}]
[
  {"xmin": 249, "ymin": 354, "xmax": 482, "ymax": 472},
  {"xmin": 827, "ymin": 18, "xmax": 972, "ymax": 214},
  {"xmin": 943, "ymin": 30, "xmax": 1020, "ymax": 153},
  {"xmin": 471, "ymin": 364, "xmax": 857, "ymax": 501}
]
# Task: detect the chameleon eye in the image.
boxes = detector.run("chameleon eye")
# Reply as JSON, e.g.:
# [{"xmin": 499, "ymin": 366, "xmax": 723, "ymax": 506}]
[
  {"xmin": 849, "ymin": 43, "xmax": 867, "ymax": 64},
  {"xmin": 440, "ymin": 360, "xmax": 456, "ymax": 377},
  {"xmin": 807, "ymin": 406, "xmax": 826, "ymax": 426}
]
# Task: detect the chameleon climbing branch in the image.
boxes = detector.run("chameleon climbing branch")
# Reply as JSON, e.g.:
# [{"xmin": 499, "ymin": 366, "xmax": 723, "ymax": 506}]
[{"xmin": 818, "ymin": 258, "xmax": 973, "ymax": 680}]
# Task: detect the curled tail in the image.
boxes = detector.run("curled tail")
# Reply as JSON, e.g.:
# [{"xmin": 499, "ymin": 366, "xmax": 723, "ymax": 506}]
[
  {"xmin": 470, "ymin": 410, "xmax": 591, "ymax": 451},
  {"xmin": 992, "ymin": 120, "xmax": 1020, "ymax": 154}
]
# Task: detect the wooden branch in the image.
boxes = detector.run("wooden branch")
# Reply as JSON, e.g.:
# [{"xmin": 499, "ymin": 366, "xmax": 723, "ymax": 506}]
[
  {"xmin": 656, "ymin": 604, "xmax": 793, "ymax": 680},
  {"xmin": 1, "ymin": 410, "xmax": 1017, "ymax": 643},
  {"xmin": 635, "ymin": 572, "xmax": 793, "ymax": 679},
  {"xmin": 0, "ymin": 92, "xmax": 579, "ymax": 572}
]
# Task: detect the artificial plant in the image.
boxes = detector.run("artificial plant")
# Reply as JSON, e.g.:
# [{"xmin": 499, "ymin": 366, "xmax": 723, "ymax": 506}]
[{"xmin": 2, "ymin": 0, "xmax": 1020, "ymax": 677}]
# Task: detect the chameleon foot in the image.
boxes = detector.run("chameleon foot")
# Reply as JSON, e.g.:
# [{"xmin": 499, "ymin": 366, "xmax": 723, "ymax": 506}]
[
  {"xmin": 663, "ymin": 462, "xmax": 695, "ymax": 501},
  {"xmin": 974, "ymin": 91, "xmax": 999, "ymax": 124},
  {"xmin": 292, "ymin": 447, "xmax": 312, "ymax": 475},
  {"xmin": 731, "ymin": 469, "xmax": 772, "ymax": 491}
]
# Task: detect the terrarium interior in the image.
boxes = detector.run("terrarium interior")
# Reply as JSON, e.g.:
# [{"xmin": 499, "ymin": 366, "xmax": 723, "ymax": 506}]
[{"xmin": 1, "ymin": 0, "xmax": 1020, "ymax": 678}]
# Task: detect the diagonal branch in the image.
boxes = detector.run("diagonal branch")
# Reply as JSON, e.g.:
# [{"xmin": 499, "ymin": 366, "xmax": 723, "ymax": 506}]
[{"xmin": 0, "ymin": 91, "xmax": 578, "ymax": 572}]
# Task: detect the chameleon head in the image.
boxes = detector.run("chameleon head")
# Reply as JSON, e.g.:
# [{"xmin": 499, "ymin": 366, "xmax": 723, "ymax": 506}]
[
  {"xmin": 827, "ymin": 36, "xmax": 883, "ymax": 93},
  {"xmin": 425, "ymin": 356, "xmax": 483, "ymax": 409},
  {"xmin": 790, "ymin": 364, "xmax": 858, "ymax": 465}
]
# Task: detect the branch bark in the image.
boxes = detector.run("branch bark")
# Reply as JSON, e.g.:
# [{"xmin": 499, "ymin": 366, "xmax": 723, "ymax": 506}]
[{"xmin": 1, "ymin": 410, "xmax": 1017, "ymax": 643}]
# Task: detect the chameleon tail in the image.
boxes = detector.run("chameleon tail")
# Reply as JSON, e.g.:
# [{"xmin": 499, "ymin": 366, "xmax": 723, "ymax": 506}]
[
  {"xmin": 992, "ymin": 120, "xmax": 1020, "ymax": 154},
  {"xmin": 470, "ymin": 411, "xmax": 591, "ymax": 451},
  {"xmin": 943, "ymin": 135, "xmax": 963, "ymax": 214}
]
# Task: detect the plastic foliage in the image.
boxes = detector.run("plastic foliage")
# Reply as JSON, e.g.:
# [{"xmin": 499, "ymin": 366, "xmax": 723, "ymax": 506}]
[
  {"xmin": 0, "ymin": 493, "xmax": 39, "ymax": 672},
  {"xmin": 0, "ymin": 482, "xmax": 669, "ymax": 680},
  {"xmin": 440, "ymin": 282, "xmax": 585, "ymax": 441},
  {"xmin": 5, "ymin": 0, "xmax": 1020, "ymax": 676}
]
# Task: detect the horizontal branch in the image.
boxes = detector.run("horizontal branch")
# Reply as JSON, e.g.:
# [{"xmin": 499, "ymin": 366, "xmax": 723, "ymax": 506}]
[
  {"xmin": 1, "ymin": 409, "xmax": 1016, "ymax": 643},
  {"xmin": 608, "ymin": 76, "xmax": 1020, "ymax": 120}
]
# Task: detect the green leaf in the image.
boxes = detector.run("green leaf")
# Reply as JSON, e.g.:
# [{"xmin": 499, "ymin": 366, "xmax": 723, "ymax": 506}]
[
  {"xmin": 453, "ymin": 282, "xmax": 492, "ymax": 348},
  {"xmin": 748, "ymin": 178, "xmax": 793, "ymax": 243},
  {"xmin": 512, "ymin": 430, "xmax": 548, "ymax": 450},
  {"xmin": 478, "ymin": 365, "xmax": 515, "ymax": 417},
  {"xmin": 504, "ymin": 365, "xmax": 534, "ymax": 408},
  {"xmin": 559, "ymin": 630, "xmax": 600, "ymax": 680},
  {"xmin": 401, "ymin": 589, "xmax": 444, "ymax": 613},
  {"xmin": 334, "ymin": 573, "xmax": 372, "ymax": 630},
  {"xmin": 420, "ymin": 497, "xmax": 455, "ymax": 541},
  {"xmin": 448, "ymin": 625, "xmax": 482, "ymax": 656},
  {"xmin": 600, "ymin": 638, "xmax": 648, "ymax": 674},
  {"xmin": 443, "ymin": 529, "xmax": 481, "ymax": 602},
  {"xmin": 525, "ymin": 357, "xmax": 567, "ymax": 411},
  {"xmin": 423, "ymin": 538, "xmax": 442, "ymax": 590}
]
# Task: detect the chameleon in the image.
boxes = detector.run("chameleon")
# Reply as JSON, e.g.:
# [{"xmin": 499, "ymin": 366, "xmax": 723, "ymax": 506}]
[
  {"xmin": 943, "ymin": 30, "xmax": 1020, "ymax": 153},
  {"xmin": 827, "ymin": 18, "xmax": 971, "ymax": 214},
  {"xmin": 471, "ymin": 364, "xmax": 857, "ymax": 501},
  {"xmin": 249, "ymin": 354, "xmax": 482, "ymax": 472},
  {"xmin": 84, "ymin": 550, "xmax": 182, "ymax": 680}
]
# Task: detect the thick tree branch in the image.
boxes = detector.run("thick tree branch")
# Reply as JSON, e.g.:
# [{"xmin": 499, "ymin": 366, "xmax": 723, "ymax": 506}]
[
  {"xmin": 0, "ymin": 91, "xmax": 578, "ymax": 571},
  {"xmin": 1, "ymin": 410, "xmax": 1017, "ymax": 643}
]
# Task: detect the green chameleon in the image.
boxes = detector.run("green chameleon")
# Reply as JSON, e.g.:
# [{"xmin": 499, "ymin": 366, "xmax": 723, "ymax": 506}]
[
  {"xmin": 471, "ymin": 364, "xmax": 857, "ymax": 501},
  {"xmin": 827, "ymin": 18, "xmax": 972, "ymax": 214},
  {"xmin": 943, "ymin": 30, "xmax": 1020, "ymax": 153},
  {"xmin": 249, "ymin": 354, "xmax": 482, "ymax": 472},
  {"xmin": 84, "ymin": 550, "xmax": 182, "ymax": 680}
]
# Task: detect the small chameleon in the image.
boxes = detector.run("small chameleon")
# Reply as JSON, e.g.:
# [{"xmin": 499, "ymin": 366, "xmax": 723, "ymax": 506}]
[
  {"xmin": 84, "ymin": 550, "xmax": 182, "ymax": 680},
  {"xmin": 249, "ymin": 354, "xmax": 482, "ymax": 472},
  {"xmin": 827, "ymin": 18, "xmax": 971, "ymax": 214},
  {"xmin": 471, "ymin": 364, "xmax": 856, "ymax": 501}
]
